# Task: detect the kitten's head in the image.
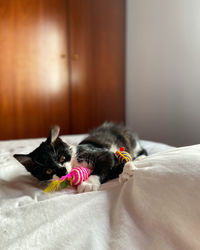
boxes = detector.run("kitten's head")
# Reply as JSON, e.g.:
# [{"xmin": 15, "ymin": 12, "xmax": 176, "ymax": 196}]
[{"xmin": 14, "ymin": 126, "xmax": 71, "ymax": 181}]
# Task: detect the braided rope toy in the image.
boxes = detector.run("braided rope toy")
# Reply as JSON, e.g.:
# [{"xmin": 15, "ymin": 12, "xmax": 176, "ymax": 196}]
[
  {"xmin": 44, "ymin": 167, "xmax": 91, "ymax": 192},
  {"xmin": 115, "ymin": 147, "xmax": 132, "ymax": 164}
]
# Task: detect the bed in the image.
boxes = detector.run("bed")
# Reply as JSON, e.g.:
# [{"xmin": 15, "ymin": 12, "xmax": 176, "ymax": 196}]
[{"xmin": 1, "ymin": 135, "xmax": 200, "ymax": 250}]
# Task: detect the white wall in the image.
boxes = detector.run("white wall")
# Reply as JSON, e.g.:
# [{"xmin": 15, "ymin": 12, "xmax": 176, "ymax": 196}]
[{"xmin": 126, "ymin": 0, "xmax": 200, "ymax": 146}]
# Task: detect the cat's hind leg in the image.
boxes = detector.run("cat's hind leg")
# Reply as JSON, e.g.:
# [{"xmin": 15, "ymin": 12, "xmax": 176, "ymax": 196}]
[
  {"xmin": 119, "ymin": 161, "xmax": 137, "ymax": 183},
  {"xmin": 119, "ymin": 151, "xmax": 148, "ymax": 183}
]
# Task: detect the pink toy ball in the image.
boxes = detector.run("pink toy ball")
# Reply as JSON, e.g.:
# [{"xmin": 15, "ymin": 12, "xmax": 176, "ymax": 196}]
[
  {"xmin": 65, "ymin": 167, "xmax": 90, "ymax": 186},
  {"xmin": 44, "ymin": 166, "xmax": 91, "ymax": 192}
]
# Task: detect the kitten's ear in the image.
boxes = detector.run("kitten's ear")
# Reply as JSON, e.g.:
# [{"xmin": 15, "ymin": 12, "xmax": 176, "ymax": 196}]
[
  {"xmin": 13, "ymin": 154, "xmax": 34, "ymax": 171},
  {"xmin": 47, "ymin": 125, "xmax": 60, "ymax": 144}
]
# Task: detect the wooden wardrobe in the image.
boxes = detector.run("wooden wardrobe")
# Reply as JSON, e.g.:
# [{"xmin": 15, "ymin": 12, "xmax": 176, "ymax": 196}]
[{"xmin": 0, "ymin": 0, "xmax": 125, "ymax": 140}]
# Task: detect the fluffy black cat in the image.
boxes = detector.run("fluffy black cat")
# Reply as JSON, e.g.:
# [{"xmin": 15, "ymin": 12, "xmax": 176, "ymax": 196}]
[{"xmin": 14, "ymin": 122, "xmax": 147, "ymax": 192}]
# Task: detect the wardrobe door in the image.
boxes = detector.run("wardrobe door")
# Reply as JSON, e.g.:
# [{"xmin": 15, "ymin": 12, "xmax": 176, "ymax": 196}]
[
  {"xmin": 68, "ymin": 0, "xmax": 125, "ymax": 133},
  {"xmin": 0, "ymin": 0, "xmax": 70, "ymax": 139}
]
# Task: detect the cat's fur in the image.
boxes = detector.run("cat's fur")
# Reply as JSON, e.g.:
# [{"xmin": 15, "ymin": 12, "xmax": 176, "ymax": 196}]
[{"xmin": 14, "ymin": 122, "xmax": 147, "ymax": 192}]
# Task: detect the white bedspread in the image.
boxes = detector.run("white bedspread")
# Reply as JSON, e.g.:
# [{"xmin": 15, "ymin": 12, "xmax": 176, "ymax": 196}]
[{"xmin": 1, "ymin": 136, "xmax": 199, "ymax": 250}]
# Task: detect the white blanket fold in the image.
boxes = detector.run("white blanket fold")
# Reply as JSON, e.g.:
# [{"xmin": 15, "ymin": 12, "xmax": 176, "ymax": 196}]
[{"xmin": 111, "ymin": 145, "xmax": 200, "ymax": 250}]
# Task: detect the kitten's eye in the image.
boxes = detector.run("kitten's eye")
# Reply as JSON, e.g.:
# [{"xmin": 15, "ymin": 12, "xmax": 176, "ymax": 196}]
[
  {"xmin": 46, "ymin": 169, "xmax": 53, "ymax": 175},
  {"xmin": 59, "ymin": 155, "xmax": 66, "ymax": 163}
]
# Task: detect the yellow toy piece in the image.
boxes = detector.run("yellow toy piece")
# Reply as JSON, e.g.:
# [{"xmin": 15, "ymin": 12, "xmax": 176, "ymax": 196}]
[{"xmin": 115, "ymin": 147, "xmax": 132, "ymax": 164}]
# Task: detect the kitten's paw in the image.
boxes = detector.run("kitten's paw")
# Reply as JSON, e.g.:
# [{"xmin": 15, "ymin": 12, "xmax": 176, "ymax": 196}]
[
  {"xmin": 119, "ymin": 161, "xmax": 137, "ymax": 184},
  {"xmin": 77, "ymin": 175, "xmax": 101, "ymax": 193}
]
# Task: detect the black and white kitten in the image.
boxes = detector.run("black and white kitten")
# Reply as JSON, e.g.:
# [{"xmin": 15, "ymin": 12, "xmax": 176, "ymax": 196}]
[{"xmin": 14, "ymin": 122, "xmax": 147, "ymax": 192}]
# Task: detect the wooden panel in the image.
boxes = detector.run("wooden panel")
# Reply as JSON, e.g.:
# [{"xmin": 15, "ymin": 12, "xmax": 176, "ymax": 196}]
[
  {"xmin": 0, "ymin": 0, "xmax": 70, "ymax": 139},
  {"xmin": 68, "ymin": 0, "xmax": 125, "ymax": 133}
]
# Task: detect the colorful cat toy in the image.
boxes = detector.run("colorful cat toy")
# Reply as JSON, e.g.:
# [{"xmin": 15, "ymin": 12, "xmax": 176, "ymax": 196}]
[
  {"xmin": 44, "ymin": 167, "xmax": 91, "ymax": 192},
  {"xmin": 44, "ymin": 147, "xmax": 132, "ymax": 192},
  {"xmin": 115, "ymin": 147, "xmax": 132, "ymax": 164}
]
